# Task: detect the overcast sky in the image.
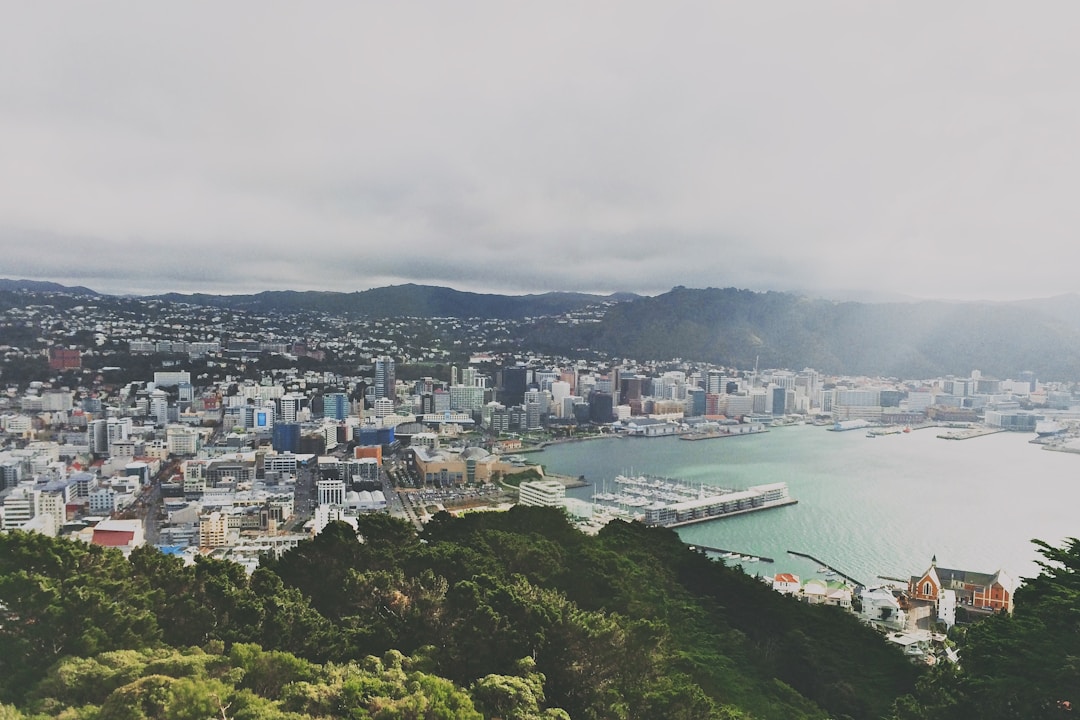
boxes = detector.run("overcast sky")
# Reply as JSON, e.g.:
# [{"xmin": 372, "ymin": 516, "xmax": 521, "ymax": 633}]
[{"xmin": 2, "ymin": 2, "xmax": 1079, "ymax": 300}]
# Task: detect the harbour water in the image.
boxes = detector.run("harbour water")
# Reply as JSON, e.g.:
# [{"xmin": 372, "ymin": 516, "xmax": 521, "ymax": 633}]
[{"xmin": 538, "ymin": 425, "xmax": 1079, "ymax": 586}]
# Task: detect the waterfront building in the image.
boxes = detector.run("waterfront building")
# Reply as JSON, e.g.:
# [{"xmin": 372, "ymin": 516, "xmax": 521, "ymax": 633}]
[
  {"xmin": 772, "ymin": 573, "xmax": 801, "ymax": 595},
  {"xmin": 525, "ymin": 400, "xmax": 542, "ymax": 430},
  {"xmin": 983, "ymin": 410, "xmax": 1039, "ymax": 432},
  {"xmin": 834, "ymin": 404, "xmax": 884, "ymax": 422},
  {"xmin": 688, "ymin": 388, "xmax": 706, "ymax": 416},
  {"xmin": 908, "ymin": 556, "xmax": 1015, "ymax": 614},
  {"xmin": 835, "ymin": 388, "xmax": 881, "ymax": 407},
  {"xmin": 640, "ymin": 481, "xmax": 795, "ymax": 528},
  {"xmin": 724, "ymin": 394, "xmax": 754, "ymax": 418},
  {"xmin": 407, "ymin": 446, "xmax": 510, "ymax": 486},
  {"xmin": 518, "ymin": 479, "xmax": 566, "ymax": 507},
  {"xmin": 588, "ymin": 391, "xmax": 614, "ymax": 424},
  {"xmin": 751, "ymin": 389, "xmax": 768, "ymax": 414},
  {"xmin": 705, "ymin": 370, "xmax": 724, "ymax": 395},
  {"xmin": 560, "ymin": 395, "xmax": 582, "ymax": 419},
  {"xmin": 619, "ymin": 418, "xmax": 679, "ymax": 437}
]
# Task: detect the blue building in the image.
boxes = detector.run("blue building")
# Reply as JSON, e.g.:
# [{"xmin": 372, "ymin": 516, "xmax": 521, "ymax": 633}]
[
  {"xmin": 324, "ymin": 392, "xmax": 350, "ymax": 420},
  {"xmin": 272, "ymin": 423, "xmax": 301, "ymax": 453}
]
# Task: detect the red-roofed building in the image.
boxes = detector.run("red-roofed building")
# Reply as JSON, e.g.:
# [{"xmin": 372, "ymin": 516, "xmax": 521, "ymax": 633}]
[
  {"xmin": 772, "ymin": 573, "xmax": 801, "ymax": 595},
  {"xmin": 49, "ymin": 347, "xmax": 81, "ymax": 370},
  {"xmin": 90, "ymin": 519, "xmax": 145, "ymax": 554}
]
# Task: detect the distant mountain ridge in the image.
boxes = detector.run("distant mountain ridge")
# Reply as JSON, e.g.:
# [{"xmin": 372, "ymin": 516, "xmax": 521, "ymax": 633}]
[
  {"xmin": 0, "ymin": 278, "xmax": 100, "ymax": 295},
  {"xmin": 153, "ymin": 283, "xmax": 632, "ymax": 319},
  {"xmin": 5, "ymin": 278, "xmax": 1080, "ymax": 378},
  {"xmin": 525, "ymin": 286, "xmax": 1080, "ymax": 379}
]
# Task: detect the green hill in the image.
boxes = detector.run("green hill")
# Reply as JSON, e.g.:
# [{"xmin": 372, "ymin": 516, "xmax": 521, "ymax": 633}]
[{"xmin": 0, "ymin": 512, "xmax": 921, "ymax": 719}]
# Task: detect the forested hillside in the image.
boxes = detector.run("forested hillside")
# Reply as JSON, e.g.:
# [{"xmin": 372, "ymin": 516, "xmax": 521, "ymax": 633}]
[
  {"xmin": 0, "ymin": 510, "xmax": 920, "ymax": 719},
  {"xmin": 3, "ymin": 510, "xmax": 1075, "ymax": 719}
]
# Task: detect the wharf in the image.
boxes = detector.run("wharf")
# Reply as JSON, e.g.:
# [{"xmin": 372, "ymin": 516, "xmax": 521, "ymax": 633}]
[
  {"xmin": 936, "ymin": 427, "xmax": 1005, "ymax": 440},
  {"xmin": 680, "ymin": 426, "xmax": 768, "ymax": 441},
  {"xmin": 690, "ymin": 544, "xmax": 774, "ymax": 563},
  {"xmin": 787, "ymin": 550, "xmax": 863, "ymax": 588}
]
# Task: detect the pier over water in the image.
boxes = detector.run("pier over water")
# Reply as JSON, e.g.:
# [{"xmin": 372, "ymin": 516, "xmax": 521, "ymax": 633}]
[{"xmin": 590, "ymin": 474, "xmax": 797, "ymax": 529}]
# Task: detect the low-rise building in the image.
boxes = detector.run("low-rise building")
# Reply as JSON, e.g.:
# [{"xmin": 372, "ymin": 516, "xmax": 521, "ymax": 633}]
[
  {"xmin": 772, "ymin": 573, "xmax": 801, "ymax": 595},
  {"xmin": 518, "ymin": 479, "xmax": 566, "ymax": 507},
  {"xmin": 909, "ymin": 556, "xmax": 1014, "ymax": 614},
  {"xmin": 859, "ymin": 586, "xmax": 907, "ymax": 631}
]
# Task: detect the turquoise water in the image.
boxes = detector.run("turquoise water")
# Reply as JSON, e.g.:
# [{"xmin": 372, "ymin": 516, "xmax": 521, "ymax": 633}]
[{"xmin": 538, "ymin": 425, "xmax": 1080, "ymax": 586}]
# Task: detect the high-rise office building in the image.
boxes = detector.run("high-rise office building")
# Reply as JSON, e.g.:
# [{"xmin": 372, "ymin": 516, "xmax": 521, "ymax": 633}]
[
  {"xmin": 501, "ymin": 366, "xmax": 528, "ymax": 406},
  {"xmin": 278, "ymin": 393, "xmax": 305, "ymax": 424},
  {"xmin": 149, "ymin": 389, "xmax": 169, "ymax": 427},
  {"xmin": 324, "ymin": 392, "xmax": 350, "ymax": 420},
  {"xmin": 374, "ymin": 357, "xmax": 396, "ymax": 400}
]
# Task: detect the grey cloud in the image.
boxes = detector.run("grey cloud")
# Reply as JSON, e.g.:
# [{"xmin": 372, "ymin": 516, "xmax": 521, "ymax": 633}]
[{"xmin": 2, "ymin": 2, "xmax": 1080, "ymax": 301}]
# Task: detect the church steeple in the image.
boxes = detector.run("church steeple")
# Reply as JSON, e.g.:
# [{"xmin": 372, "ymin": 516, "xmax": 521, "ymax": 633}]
[{"xmin": 931, "ymin": 554, "xmax": 937, "ymax": 567}]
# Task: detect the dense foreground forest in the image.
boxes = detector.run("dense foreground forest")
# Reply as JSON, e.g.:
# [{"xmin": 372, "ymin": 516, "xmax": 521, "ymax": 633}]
[{"xmin": 0, "ymin": 509, "xmax": 1076, "ymax": 719}]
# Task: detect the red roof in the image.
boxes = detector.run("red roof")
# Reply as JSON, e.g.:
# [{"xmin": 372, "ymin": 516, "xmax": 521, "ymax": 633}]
[{"xmin": 91, "ymin": 529, "xmax": 135, "ymax": 547}]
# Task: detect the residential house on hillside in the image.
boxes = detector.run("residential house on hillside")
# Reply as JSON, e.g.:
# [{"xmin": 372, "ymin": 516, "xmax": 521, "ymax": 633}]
[
  {"xmin": 859, "ymin": 586, "xmax": 908, "ymax": 631},
  {"xmin": 772, "ymin": 573, "xmax": 801, "ymax": 595},
  {"xmin": 801, "ymin": 577, "xmax": 853, "ymax": 609}
]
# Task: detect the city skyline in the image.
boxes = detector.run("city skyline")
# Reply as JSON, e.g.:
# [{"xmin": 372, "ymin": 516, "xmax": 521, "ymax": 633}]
[{"xmin": 3, "ymin": 3, "xmax": 1080, "ymax": 301}]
